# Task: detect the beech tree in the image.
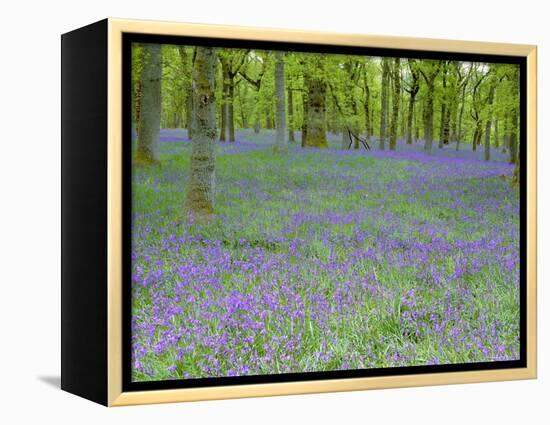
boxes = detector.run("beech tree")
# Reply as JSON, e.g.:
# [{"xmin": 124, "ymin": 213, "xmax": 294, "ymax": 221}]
[
  {"xmin": 404, "ymin": 59, "xmax": 420, "ymax": 145},
  {"xmin": 302, "ymin": 54, "xmax": 328, "ymax": 148},
  {"xmin": 136, "ymin": 43, "xmax": 162, "ymax": 165},
  {"xmin": 418, "ymin": 60, "xmax": 441, "ymax": 152},
  {"xmin": 186, "ymin": 47, "xmax": 218, "ymax": 216},
  {"xmin": 131, "ymin": 44, "xmax": 522, "ymax": 189},
  {"xmin": 219, "ymin": 50, "xmax": 248, "ymax": 142}
]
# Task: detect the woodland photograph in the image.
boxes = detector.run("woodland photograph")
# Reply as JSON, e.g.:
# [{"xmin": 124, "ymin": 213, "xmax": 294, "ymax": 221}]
[{"xmin": 130, "ymin": 42, "xmax": 521, "ymax": 382}]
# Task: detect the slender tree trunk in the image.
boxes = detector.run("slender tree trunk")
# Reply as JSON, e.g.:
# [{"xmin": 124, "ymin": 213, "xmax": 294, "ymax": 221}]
[
  {"xmin": 438, "ymin": 65, "xmax": 448, "ymax": 148},
  {"xmin": 364, "ymin": 79, "xmax": 372, "ymax": 142},
  {"xmin": 389, "ymin": 58, "xmax": 400, "ymax": 150},
  {"xmin": 406, "ymin": 92, "xmax": 417, "ymax": 144},
  {"xmin": 379, "ymin": 59, "xmax": 390, "ymax": 150},
  {"xmin": 303, "ymin": 76, "xmax": 327, "ymax": 148},
  {"xmin": 415, "ymin": 102, "xmax": 420, "ymax": 142},
  {"xmin": 136, "ymin": 43, "xmax": 162, "ymax": 165},
  {"xmin": 186, "ymin": 47, "xmax": 217, "ymax": 216},
  {"xmin": 238, "ymin": 84, "xmax": 247, "ymax": 129},
  {"xmin": 509, "ymin": 108, "xmax": 518, "ymax": 165},
  {"xmin": 133, "ymin": 46, "xmax": 144, "ymax": 138},
  {"xmin": 352, "ymin": 99, "xmax": 359, "ymax": 149},
  {"xmin": 254, "ymin": 112, "xmax": 261, "ymax": 133},
  {"xmin": 301, "ymin": 95, "xmax": 308, "ymax": 147},
  {"xmin": 456, "ymin": 83, "xmax": 468, "ymax": 151},
  {"xmin": 228, "ymin": 80, "xmax": 236, "ymax": 142},
  {"xmin": 423, "ymin": 85, "xmax": 435, "ymax": 152},
  {"xmin": 186, "ymin": 91, "xmax": 194, "ymax": 139},
  {"xmin": 502, "ymin": 111, "xmax": 509, "ymax": 153},
  {"xmin": 450, "ymin": 102, "xmax": 458, "ymax": 142},
  {"xmin": 484, "ymin": 83, "xmax": 496, "ymax": 161},
  {"xmin": 219, "ymin": 65, "xmax": 230, "ymax": 141},
  {"xmin": 513, "ymin": 112, "xmax": 520, "ymax": 184},
  {"xmin": 219, "ymin": 102, "xmax": 227, "ymax": 141},
  {"xmin": 494, "ymin": 119, "xmax": 500, "ymax": 149},
  {"xmin": 341, "ymin": 128, "xmax": 351, "ymax": 149},
  {"xmin": 404, "ymin": 81, "xmax": 407, "ymax": 139},
  {"xmin": 274, "ymin": 52, "xmax": 287, "ymax": 153},
  {"xmin": 134, "ymin": 82, "xmax": 142, "ymax": 138},
  {"xmin": 288, "ymin": 87, "xmax": 295, "ymax": 143}
]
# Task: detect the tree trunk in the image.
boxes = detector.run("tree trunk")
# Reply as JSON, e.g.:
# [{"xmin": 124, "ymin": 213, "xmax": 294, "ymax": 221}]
[
  {"xmin": 186, "ymin": 47, "xmax": 217, "ymax": 217},
  {"xmin": 364, "ymin": 77, "xmax": 372, "ymax": 142},
  {"xmin": 254, "ymin": 112, "xmax": 261, "ymax": 133},
  {"xmin": 341, "ymin": 128, "xmax": 351, "ymax": 149},
  {"xmin": 303, "ymin": 76, "xmax": 327, "ymax": 148},
  {"xmin": 484, "ymin": 83, "xmax": 497, "ymax": 161},
  {"xmin": 455, "ymin": 80, "xmax": 468, "ymax": 151},
  {"xmin": 219, "ymin": 102, "xmax": 227, "ymax": 142},
  {"xmin": 228, "ymin": 80, "xmax": 236, "ymax": 142},
  {"xmin": 301, "ymin": 95, "xmax": 308, "ymax": 147},
  {"xmin": 423, "ymin": 88, "xmax": 435, "ymax": 152},
  {"xmin": 438, "ymin": 65, "xmax": 448, "ymax": 148},
  {"xmin": 472, "ymin": 123, "xmax": 482, "ymax": 151},
  {"xmin": 406, "ymin": 92, "xmax": 417, "ymax": 144},
  {"xmin": 494, "ymin": 119, "xmax": 500, "ymax": 149},
  {"xmin": 219, "ymin": 64, "xmax": 230, "ymax": 142},
  {"xmin": 389, "ymin": 58, "xmax": 400, "ymax": 150},
  {"xmin": 379, "ymin": 58, "xmax": 390, "ymax": 150},
  {"xmin": 414, "ymin": 102, "xmax": 420, "ymax": 142},
  {"xmin": 274, "ymin": 52, "xmax": 287, "ymax": 153},
  {"xmin": 186, "ymin": 90, "xmax": 194, "ymax": 139},
  {"xmin": 288, "ymin": 87, "xmax": 295, "ymax": 143},
  {"xmin": 502, "ymin": 111, "xmax": 509, "ymax": 153},
  {"xmin": 136, "ymin": 43, "xmax": 162, "ymax": 165},
  {"xmin": 509, "ymin": 108, "xmax": 518, "ymax": 165}
]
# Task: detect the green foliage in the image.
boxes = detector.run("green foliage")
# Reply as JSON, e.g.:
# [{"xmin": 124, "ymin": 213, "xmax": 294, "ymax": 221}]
[{"xmin": 130, "ymin": 44, "xmax": 521, "ymax": 154}]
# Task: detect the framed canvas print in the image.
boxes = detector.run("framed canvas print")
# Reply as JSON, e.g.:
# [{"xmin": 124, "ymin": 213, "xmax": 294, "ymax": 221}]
[{"xmin": 61, "ymin": 18, "xmax": 537, "ymax": 406}]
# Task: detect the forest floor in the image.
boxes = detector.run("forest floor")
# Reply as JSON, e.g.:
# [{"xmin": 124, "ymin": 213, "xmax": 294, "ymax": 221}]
[{"xmin": 131, "ymin": 129, "xmax": 520, "ymax": 381}]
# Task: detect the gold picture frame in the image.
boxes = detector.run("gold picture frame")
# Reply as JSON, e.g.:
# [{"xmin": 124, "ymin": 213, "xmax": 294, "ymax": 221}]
[{"xmin": 61, "ymin": 17, "xmax": 537, "ymax": 407}]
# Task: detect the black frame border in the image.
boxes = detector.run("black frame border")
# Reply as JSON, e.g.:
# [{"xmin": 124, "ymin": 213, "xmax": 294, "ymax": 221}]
[{"xmin": 122, "ymin": 32, "xmax": 528, "ymax": 393}]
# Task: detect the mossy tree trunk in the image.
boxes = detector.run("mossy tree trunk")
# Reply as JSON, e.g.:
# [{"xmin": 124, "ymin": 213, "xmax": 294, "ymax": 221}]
[
  {"xmin": 186, "ymin": 47, "xmax": 218, "ymax": 217},
  {"xmin": 303, "ymin": 70, "xmax": 328, "ymax": 148},
  {"xmin": 136, "ymin": 43, "xmax": 162, "ymax": 165},
  {"xmin": 419, "ymin": 61, "xmax": 440, "ymax": 152}
]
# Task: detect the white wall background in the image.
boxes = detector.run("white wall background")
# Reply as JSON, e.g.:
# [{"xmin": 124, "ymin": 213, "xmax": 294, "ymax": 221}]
[{"xmin": 0, "ymin": 0, "xmax": 546, "ymax": 423}]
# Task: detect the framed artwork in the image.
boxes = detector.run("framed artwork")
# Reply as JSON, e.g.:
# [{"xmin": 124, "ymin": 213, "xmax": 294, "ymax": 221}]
[{"xmin": 61, "ymin": 18, "xmax": 537, "ymax": 406}]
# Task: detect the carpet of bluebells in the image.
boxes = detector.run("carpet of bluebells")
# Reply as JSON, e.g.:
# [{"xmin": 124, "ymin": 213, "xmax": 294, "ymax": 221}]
[{"xmin": 131, "ymin": 129, "xmax": 520, "ymax": 382}]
